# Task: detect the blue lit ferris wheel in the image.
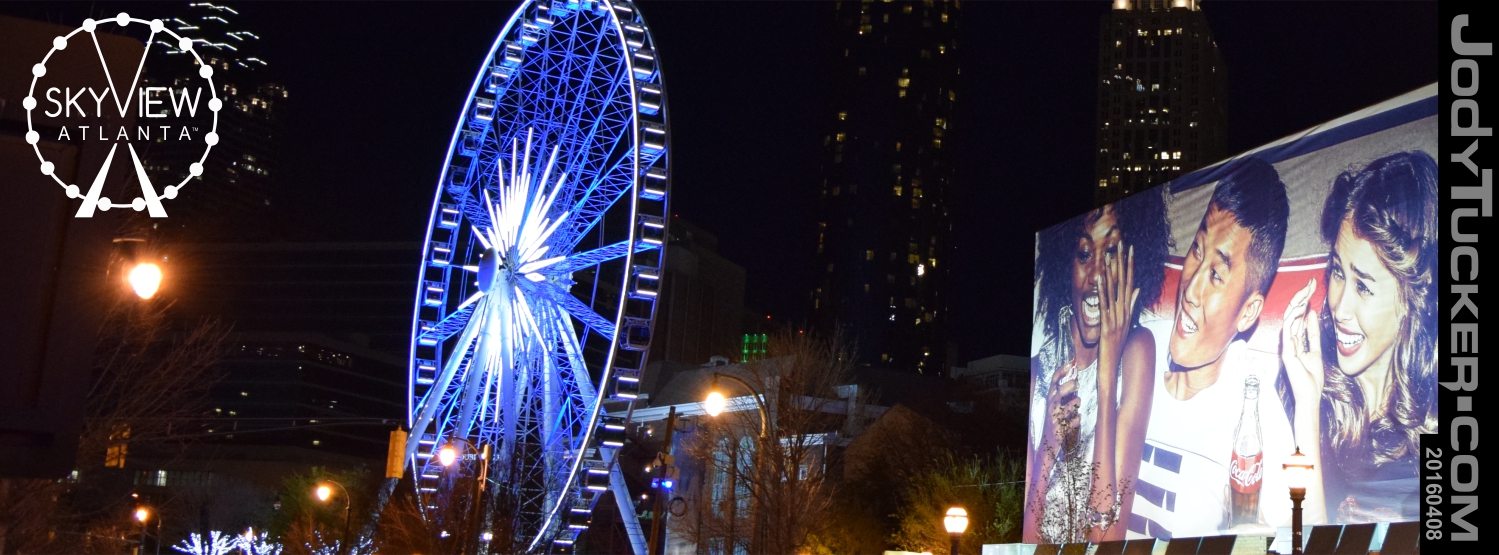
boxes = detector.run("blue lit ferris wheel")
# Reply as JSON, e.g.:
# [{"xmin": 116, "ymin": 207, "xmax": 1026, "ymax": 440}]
[{"xmin": 405, "ymin": 0, "xmax": 667, "ymax": 551}]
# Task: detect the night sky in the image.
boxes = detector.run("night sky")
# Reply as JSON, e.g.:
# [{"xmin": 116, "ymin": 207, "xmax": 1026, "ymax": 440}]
[{"xmin": 4, "ymin": 1, "xmax": 1438, "ymax": 363}]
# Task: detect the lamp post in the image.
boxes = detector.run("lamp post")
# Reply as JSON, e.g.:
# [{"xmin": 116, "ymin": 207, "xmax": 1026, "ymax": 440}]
[
  {"xmin": 437, "ymin": 437, "xmax": 492, "ymax": 555},
  {"xmin": 315, "ymin": 480, "xmax": 352, "ymax": 555},
  {"xmin": 703, "ymin": 373, "xmax": 773, "ymax": 553},
  {"xmin": 944, "ymin": 506, "xmax": 969, "ymax": 555},
  {"xmin": 134, "ymin": 507, "xmax": 150, "ymax": 555},
  {"xmin": 1283, "ymin": 448, "xmax": 1314, "ymax": 555}
]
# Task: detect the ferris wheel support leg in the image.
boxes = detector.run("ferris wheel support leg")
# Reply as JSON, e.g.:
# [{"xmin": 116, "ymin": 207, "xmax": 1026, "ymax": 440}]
[{"xmin": 610, "ymin": 462, "xmax": 649, "ymax": 555}]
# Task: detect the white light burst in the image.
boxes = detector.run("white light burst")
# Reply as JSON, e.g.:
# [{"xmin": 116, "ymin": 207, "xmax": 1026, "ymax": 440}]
[{"xmin": 171, "ymin": 531, "xmax": 235, "ymax": 555}]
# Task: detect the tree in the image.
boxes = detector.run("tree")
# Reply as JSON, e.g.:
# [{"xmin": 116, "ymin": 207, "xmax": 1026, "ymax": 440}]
[
  {"xmin": 890, "ymin": 452, "xmax": 1025, "ymax": 554},
  {"xmin": 270, "ymin": 467, "xmax": 375, "ymax": 555},
  {"xmin": 0, "ymin": 295, "xmax": 229, "ymax": 554},
  {"xmin": 673, "ymin": 329, "xmax": 862, "ymax": 555},
  {"xmin": 1028, "ymin": 404, "xmax": 1129, "ymax": 545}
]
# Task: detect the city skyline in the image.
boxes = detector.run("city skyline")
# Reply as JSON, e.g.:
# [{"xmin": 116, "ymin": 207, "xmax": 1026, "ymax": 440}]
[{"xmin": 0, "ymin": 1, "xmax": 1438, "ymax": 363}]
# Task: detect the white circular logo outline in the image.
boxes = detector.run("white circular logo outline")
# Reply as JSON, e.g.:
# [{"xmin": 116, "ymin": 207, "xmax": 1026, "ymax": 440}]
[{"xmin": 21, "ymin": 12, "xmax": 221, "ymax": 216}]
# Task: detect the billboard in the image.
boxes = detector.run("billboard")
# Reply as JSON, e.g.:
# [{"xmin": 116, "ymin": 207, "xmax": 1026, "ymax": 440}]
[{"xmin": 1024, "ymin": 84, "xmax": 1438, "ymax": 543}]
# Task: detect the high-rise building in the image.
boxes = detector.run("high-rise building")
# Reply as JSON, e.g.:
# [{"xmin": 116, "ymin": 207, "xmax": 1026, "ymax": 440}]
[
  {"xmin": 810, "ymin": 0, "xmax": 958, "ymax": 374},
  {"xmin": 1093, "ymin": 0, "xmax": 1226, "ymax": 206},
  {"xmin": 147, "ymin": 2, "xmax": 286, "ymax": 240}
]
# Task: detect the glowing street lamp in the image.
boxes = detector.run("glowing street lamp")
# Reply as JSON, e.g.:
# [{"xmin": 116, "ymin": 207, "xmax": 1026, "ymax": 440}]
[
  {"xmin": 438, "ymin": 445, "xmax": 459, "ymax": 467},
  {"xmin": 701, "ymin": 373, "xmax": 769, "ymax": 437},
  {"xmin": 944, "ymin": 506, "xmax": 968, "ymax": 555},
  {"xmin": 1283, "ymin": 448, "xmax": 1315, "ymax": 555},
  {"xmin": 703, "ymin": 390, "xmax": 726, "ymax": 417},
  {"xmin": 127, "ymin": 263, "xmax": 162, "ymax": 299},
  {"xmin": 134, "ymin": 507, "xmax": 150, "ymax": 555},
  {"xmin": 314, "ymin": 480, "xmax": 353, "ymax": 553}
]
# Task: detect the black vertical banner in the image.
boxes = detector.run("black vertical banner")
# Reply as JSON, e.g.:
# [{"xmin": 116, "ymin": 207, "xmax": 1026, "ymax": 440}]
[{"xmin": 1429, "ymin": 4, "xmax": 1487, "ymax": 550}]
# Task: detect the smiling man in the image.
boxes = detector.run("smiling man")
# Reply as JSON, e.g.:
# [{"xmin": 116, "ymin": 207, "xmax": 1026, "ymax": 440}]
[{"xmin": 1128, "ymin": 158, "xmax": 1299, "ymax": 540}]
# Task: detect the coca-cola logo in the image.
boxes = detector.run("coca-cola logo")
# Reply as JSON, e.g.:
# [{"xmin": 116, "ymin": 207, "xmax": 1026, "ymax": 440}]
[{"xmin": 1230, "ymin": 453, "xmax": 1264, "ymax": 491}]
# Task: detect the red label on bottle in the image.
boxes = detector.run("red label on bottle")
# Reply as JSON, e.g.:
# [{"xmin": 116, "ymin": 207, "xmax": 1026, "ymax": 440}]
[{"xmin": 1230, "ymin": 451, "xmax": 1264, "ymax": 493}]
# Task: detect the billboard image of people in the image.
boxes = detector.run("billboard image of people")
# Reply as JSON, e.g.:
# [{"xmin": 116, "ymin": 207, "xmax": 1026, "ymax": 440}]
[{"xmin": 1024, "ymin": 84, "xmax": 1438, "ymax": 544}]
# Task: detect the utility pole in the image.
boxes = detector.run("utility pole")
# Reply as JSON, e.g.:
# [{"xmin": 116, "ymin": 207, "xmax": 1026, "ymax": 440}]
[{"xmin": 645, "ymin": 406, "xmax": 677, "ymax": 555}]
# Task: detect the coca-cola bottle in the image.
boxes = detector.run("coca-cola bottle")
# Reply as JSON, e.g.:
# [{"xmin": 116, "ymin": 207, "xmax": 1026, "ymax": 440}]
[{"xmin": 1229, "ymin": 375, "xmax": 1264, "ymax": 526}]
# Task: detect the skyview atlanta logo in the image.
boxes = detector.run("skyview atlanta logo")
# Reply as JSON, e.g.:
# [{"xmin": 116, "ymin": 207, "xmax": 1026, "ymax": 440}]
[{"xmin": 20, "ymin": 12, "xmax": 221, "ymax": 217}]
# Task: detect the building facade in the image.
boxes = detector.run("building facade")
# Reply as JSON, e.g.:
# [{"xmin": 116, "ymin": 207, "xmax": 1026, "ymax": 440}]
[
  {"xmin": 810, "ymin": 0, "xmax": 959, "ymax": 374},
  {"xmin": 650, "ymin": 217, "xmax": 748, "ymax": 366},
  {"xmin": 147, "ymin": 2, "xmax": 287, "ymax": 240},
  {"xmin": 1093, "ymin": 0, "xmax": 1226, "ymax": 206}
]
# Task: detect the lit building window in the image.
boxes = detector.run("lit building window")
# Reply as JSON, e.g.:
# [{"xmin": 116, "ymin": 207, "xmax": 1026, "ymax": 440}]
[{"xmin": 866, "ymin": 250, "xmax": 874, "ymax": 260}]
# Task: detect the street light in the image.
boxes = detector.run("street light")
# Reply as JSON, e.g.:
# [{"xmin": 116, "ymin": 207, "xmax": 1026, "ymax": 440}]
[
  {"xmin": 943, "ymin": 506, "xmax": 969, "ymax": 555},
  {"xmin": 701, "ymin": 373, "xmax": 773, "ymax": 554},
  {"xmin": 435, "ymin": 438, "xmax": 492, "ymax": 554},
  {"xmin": 314, "ymin": 480, "xmax": 352, "ymax": 555},
  {"xmin": 127, "ymin": 262, "xmax": 162, "ymax": 299},
  {"xmin": 702, "ymin": 373, "xmax": 769, "ymax": 437},
  {"xmin": 134, "ymin": 507, "xmax": 150, "ymax": 555},
  {"xmin": 113, "ymin": 237, "xmax": 163, "ymax": 300},
  {"xmin": 1283, "ymin": 447, "xmax": 1315, "ymax": 555},
  {"xmin": 703, "ymin": 391, "xmax": 726, "ymax": 417}
]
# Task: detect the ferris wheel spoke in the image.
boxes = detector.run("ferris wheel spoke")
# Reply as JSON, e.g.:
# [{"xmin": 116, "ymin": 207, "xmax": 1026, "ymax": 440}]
[
  {"xmin": 553, "ymin": 312, "xmax": 597, "ymax": 402},
  {"xmin": 545, "ymin": 239, "xmax": 658, "ymax": 275},
  {"xmin": 555, "ymin": 155, "xmax": 638, "ymax": 252},
  {"xmin": 407, "ymin": 301, "xmax": 487, "ymax": 460},
  {"xmin": 521, "ymin": 280, "xmax": 617, "ymax": 339},
  {"xmin": 416, "ymin": 291, "xmax": 485, "ymax": 346}
]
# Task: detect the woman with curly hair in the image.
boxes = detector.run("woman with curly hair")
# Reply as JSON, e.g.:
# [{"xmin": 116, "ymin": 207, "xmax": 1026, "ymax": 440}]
[
  {"xmin": 1279, "ymin": 150, "xmax": 1439, "ymax": 524},
  {"xmin": 1025, "ymin": 188, "xmax": 1173, "ymax": 542}
]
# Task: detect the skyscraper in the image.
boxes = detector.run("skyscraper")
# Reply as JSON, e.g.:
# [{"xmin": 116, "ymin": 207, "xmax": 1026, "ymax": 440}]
[
  {"xmin": 1093, "ymin": 0, "xmax": 1226, "ymax": 206},
  {"xmin": 810, "ymin": 0, "xmax": 958, "ymax": 374},
  {"xmin": 147, "ymin": 2, "xmax": 286, "ymax": 240}
]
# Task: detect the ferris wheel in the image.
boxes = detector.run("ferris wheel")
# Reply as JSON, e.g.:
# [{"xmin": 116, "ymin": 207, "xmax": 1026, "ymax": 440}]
[{"xmin": 404, "ymin": 0, "xmax": 668, "ymax": 552}]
